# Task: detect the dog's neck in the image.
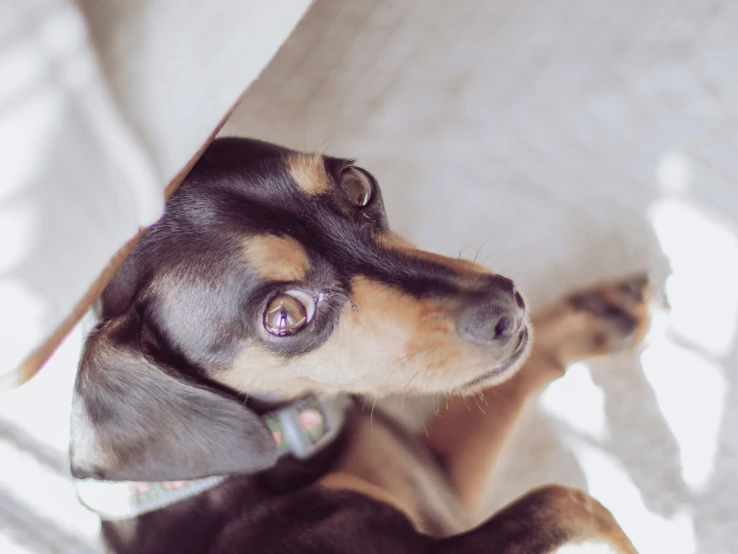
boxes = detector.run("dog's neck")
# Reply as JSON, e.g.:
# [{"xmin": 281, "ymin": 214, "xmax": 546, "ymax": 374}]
[{"xmin": 75, "ymin": 393, "xmax": 352, "ymax": 521}]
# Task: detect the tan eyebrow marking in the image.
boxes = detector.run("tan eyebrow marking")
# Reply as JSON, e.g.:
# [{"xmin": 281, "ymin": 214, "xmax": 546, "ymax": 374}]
[
  {"xmin": 242, "ymin": 234, "xmax": 310, "ymax": 282},
  {"xmin": 287, "ymin": 152, "xmax": 330, "ymax": 195}
]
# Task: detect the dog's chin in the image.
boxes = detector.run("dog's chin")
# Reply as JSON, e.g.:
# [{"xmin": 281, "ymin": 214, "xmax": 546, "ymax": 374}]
[{"xmin": 456, "ymin": 326, "xmax": 532, "ymax": 393}]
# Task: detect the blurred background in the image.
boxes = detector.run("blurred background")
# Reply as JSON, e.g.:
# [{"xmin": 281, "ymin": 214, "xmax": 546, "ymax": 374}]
[{"xmin": 2, "ymin": 0, "xmax": 737, "ymax": 552}]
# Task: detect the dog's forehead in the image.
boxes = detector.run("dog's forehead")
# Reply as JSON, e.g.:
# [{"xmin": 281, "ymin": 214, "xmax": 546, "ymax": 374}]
[
  {"xmin": 169, "ymin": 138, "xmax": 388, "ymax": 279},
  {"xmin": 193, "ymin": 137, "xmax": 343, "ymax": 199}
]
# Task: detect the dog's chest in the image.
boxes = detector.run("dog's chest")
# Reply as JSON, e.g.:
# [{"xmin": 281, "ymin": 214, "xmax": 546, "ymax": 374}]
[{"xmin": 320, "ymin": 411, "xmax": 470, "ymax": 537}]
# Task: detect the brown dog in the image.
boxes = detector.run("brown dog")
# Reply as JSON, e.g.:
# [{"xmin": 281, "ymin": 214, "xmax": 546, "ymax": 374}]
[{"xmin": 70, "ymin": 138, "xmax": 649, "ymax": 553}]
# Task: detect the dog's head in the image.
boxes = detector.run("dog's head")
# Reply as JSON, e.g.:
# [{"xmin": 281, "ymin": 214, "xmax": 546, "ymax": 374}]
[{"xmin": 71, "ymin": 138, "xmax": 529, "ymax": 481}]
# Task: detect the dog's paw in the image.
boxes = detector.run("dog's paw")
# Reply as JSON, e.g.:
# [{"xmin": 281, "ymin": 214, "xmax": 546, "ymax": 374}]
[{"xmin": 533, "ymin": 274, "xmax": 652, "ymax": 367}]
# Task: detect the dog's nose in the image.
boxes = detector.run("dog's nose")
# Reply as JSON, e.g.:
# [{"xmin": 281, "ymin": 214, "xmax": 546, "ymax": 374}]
[{"xmin": 458, "ymin": 275, "xmax": 526, "ymax": 345}]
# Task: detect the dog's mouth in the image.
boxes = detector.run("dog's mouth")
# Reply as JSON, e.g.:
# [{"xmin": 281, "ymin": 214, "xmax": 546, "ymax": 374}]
[{"xmin": 459, "ymin": 326, "xmax": 530, "ymax": 390}]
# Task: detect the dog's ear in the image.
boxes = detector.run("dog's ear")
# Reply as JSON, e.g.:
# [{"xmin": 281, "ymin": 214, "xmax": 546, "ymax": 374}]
[
  {"xmin": 70, "ymin": 311, "xmax": 278, "ymax": 481},
  {"xmin": 97, "ymin": 253, "xmax": 143, "ymax": 319}
]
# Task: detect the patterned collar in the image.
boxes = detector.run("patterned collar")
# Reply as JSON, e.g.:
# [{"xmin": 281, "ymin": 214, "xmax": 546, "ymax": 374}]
[{"xmin": 75, "ymin": 394, "xmax": 349, "ymax": 520}]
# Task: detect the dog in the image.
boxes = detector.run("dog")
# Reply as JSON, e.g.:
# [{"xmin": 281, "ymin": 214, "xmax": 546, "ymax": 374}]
[{"xmin": 70, "ymin": 137, "xmax": 650, "ymax": 553}]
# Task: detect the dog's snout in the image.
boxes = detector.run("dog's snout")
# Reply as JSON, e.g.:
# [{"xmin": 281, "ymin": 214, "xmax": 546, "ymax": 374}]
[{"xmin": 458, "ymin": 276, "xmax": 526, "ymax": 345}]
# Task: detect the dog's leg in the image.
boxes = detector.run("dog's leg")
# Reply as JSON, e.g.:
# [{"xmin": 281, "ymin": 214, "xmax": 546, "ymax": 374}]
[
  {"xmin": 436, "ymin": 484, "xmax": 638, "ymax": 553},
  {"xmin": 425, "ymin": 275, "xmax": 651, "ymax": 513}
]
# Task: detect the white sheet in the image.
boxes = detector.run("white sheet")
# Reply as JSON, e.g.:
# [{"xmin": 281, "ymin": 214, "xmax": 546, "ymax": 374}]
[{"xmin": 0, "ymin": 0, "xmax": 312, "ymax": 385}]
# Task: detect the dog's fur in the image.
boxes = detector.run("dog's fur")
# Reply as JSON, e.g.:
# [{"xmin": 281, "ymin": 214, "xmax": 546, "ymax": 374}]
[{"xmin": 70, "ymin": 138, "xmax": 650, "ymax": 553}]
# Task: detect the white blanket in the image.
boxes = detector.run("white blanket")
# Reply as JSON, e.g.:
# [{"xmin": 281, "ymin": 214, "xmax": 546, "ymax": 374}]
[{"xmin": 0, "ymin": 0, "xmax": 312, "ymax": 384}]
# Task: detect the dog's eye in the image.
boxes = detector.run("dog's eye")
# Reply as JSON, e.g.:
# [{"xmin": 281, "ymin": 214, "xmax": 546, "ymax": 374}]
[
  {"xmin": 264, "ymin": 290, "xmax": 316, "ymax": 336},
  {"xmin": 339, "ymin": 167, "xmax": 372, "ymax": 207}
]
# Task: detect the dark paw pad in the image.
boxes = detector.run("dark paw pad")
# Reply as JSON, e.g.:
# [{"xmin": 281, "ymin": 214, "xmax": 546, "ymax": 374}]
[{"xmin": 570, "ymin": 292, "xmax": 639, "ymax": 337}]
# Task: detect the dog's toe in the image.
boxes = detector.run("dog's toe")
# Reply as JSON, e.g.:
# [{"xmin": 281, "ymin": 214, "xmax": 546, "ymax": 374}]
[
  {"xmin": 535, "ymin": 274, "xmax": 652, "ymax": 366},
  {"xmin": 570, "ymin": 275, "xmax": 650, "ymax": 335}
]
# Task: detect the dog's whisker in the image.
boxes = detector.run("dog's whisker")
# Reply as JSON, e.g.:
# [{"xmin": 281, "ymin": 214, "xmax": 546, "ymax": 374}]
[
  {"xmin": 457, "ymin": 240, "xmax": 476, "ymax": 259},
  {"xmin": 375, "ymin": 348, "xmax": 430, "ymax": 396},
  {"xmin": 375, "ymin": 348, "xmax": 432, "ymax": 393},
  {"xmin": 462, "ymin": 395, "xmax": 472, "ymax": 411},
  {"xmin": 401, "ymin": 371, "xmax": 421, "ymax": 410},
  {"xmin": 424, "ymin": 355, "xmax": 452, "ymax": 398},
  {"xmin": 318, "ymin": 128, "xmax": 343, "ymax": 156},
  {"xmin": 481, "ymin": 250, "xmax": 501, "ymax": 266},
  {"xmin": 397, "ymin": 348, "xmax": 436, "ymax": 366},
  {"xmin": 420, "ymin": 417, "xmax": 430, "ymax": 438},
  {"xmin": 370, "ymin": 396, "xmax": 378, "ymax": 431},
  {"xmin": 411, "ymin": 351, "xmax": 445, "ymax": 398},
  {"xmin": 417, "ymin": 366, "xmax": 432, "ymax": 398},
  {"xmin": 474, "ymin": 393, "xmax": 486, "ymax": 414},
  {"xmin": 238, "ymin": 392, "xmax": 251, "ymax": 407},
  {"xmin": 471, "ymin": 233, "xmax": 510, "ymax": 263},
  {"xmin": 473, "ymin": 236, "xmax": 497, "ymax": 263},
  {"xmin": 483, "ymin": 252, "xmax": 512, "ymax": 268}
]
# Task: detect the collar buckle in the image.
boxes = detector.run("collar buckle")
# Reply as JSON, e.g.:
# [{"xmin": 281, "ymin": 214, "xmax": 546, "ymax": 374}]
[{"xmin": 266, "ymin": 394, "xmax": 347, "ymax": 460}]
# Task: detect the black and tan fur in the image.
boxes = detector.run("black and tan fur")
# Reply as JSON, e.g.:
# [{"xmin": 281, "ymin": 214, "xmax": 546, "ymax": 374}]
[{"xmin": 71, "ymin": 138, "xmax": 649, "ymax": 553}]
